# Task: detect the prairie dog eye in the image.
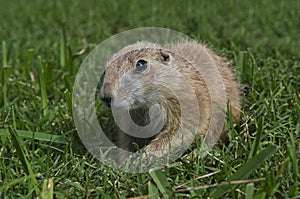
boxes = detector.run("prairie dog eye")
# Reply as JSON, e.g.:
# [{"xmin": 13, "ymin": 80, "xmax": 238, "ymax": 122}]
[{"xmin": 135, "ymin": 59, "xmax": 148, "ymax": 73}]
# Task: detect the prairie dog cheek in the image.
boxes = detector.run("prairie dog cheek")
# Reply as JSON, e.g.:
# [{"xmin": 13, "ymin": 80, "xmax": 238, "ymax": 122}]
[{"xmin": 112, "ymin": 71, "xmax": 145, "ymax": 106}]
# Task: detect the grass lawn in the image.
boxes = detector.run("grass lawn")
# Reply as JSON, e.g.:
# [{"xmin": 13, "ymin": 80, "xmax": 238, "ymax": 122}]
[{"xmin": 0, "ymin": 0, "xmax": 299, "ymax": 198}]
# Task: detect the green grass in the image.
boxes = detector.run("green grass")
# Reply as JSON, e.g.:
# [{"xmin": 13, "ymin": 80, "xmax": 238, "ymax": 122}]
[{"xmin": 0, "ymin": 0, "xmax": 299, "ymax": 198}]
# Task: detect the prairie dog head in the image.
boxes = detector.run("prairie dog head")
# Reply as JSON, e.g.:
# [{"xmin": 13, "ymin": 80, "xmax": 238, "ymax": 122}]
[{"xmin": 100, "ymin": 42, "xmax": 186, "ymax": 109}]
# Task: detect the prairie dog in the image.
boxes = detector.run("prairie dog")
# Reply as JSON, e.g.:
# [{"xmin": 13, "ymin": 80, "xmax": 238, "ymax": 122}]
[{"xmin": 100, "ymin": 41, "xmax": 241, "ymax": 158}]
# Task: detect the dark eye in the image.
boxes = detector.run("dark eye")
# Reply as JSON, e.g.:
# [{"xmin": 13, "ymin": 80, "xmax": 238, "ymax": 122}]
[{"xmin": 135, "ymin": 59, "xmax": 148, "ymax": 73}]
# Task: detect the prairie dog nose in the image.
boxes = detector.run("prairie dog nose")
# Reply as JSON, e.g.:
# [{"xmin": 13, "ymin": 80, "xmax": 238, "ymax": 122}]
[
  {"xmin": 100, "ymin": 93, "xmax": 112, "ymax": 107},
  {"xmin": 100, "ymin": 83, "xmax": 113, "ymax": 107}
]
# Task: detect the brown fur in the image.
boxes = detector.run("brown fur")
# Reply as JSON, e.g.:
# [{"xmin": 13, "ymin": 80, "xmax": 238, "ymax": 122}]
[{"xmin": 101, "ymin": 41, "xmax": 241, "ymax": 158}]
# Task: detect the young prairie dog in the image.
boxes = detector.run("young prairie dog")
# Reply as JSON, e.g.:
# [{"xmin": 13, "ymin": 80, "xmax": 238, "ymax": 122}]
[{"xmin": 100, "ymin": 41, "xmax": 241, "ymax": 159}]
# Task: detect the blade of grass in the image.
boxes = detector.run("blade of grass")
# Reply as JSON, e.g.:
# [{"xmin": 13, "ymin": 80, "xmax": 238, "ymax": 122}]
[
  {"xmin": 2, "ymin": 40, "xmax": 7, "ymax": 69},
  {"xmin": 148, "ymin": 180, "xmax": 159, "ymax": 199},
  {"xmin": 175, "ymin": 178, "xmax": 264, "ymax": 193},
  {"xmin": 38, "ymin": 56, "xmax": 48, "ymax": 116},
  {"xmin": 248, "ymin": 117, "xmax": 264, "ymax": 159},
  {"xmin": 0, "ymin": 128, "xmax": 68, "ymax": 144},
  {"xmin": 41, "ymin": 178, "xmax": 54, "ymax": 199},
  {"xmin": 175, "ymin": 170, "xmax": 221, "ymax": 189},
  {"xmin": 60, "ymin": 24, "xmax": 66, "ymax": 68},
  {"xmin": 64, "ymin": 89, "xmax": 72, "ymax": 113},
  {"xmin": 0, "ymin": 175, "xmax": 35, "ymax": 192},
  {"xmin": 287, "ymin": 131, "xmax": 298, "ymax": 197},
  {"xmin": 248, "ymin": 49, "xmax": 258, "ymax": 93},
  {"xmin": 11, "ymin": 106, "xmax": 16, "ymax": 129},
  {"xmin": 210, "ymin": 145, "xmax": 277, "ymax": 198},
  {"xmin": 8, "ymin": 127, "xmax": 40, "ymax": 196},
  {"xmin": 2, "ymin": 41, "xmax": 10, "ymax": 108},
  {"xmin": 253, "ymin": 191, "xmax": 266, "ymax": 199},
  {"xmin": 245, "ymin": 183, "xmax": 254, "ymax": 199},
  {"xmin": 2, "ymin": 41, "xmax": 7, "ymax": 107},
  {"xmin": 149, "ymin": 169, "xmax": 172, "ymax": 199},
  {"xmin": 23, "ymin": 48, "xmax": 34, "ymax": 79},
  {"xmin": 67, "ymin": 45, "xmax": 73, "ymax": 74},
  {"xmin": 235, "ymin": 50, "xmax": 248, "ymax": 83}
]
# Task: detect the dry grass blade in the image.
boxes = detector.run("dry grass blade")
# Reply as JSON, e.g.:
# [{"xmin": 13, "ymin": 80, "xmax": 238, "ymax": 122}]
[
  {"xmin": 74, "ymin": 38, "xmax": 89, "ymax": 56},
  {"xmin": 127, "ymin": 195, "xmax": 155, "ymax": 199},
  {"xmin": 175, "ymin": 178, "xmax": 265, "ymax": 193},
  {"xmin": 175, "ymin": 170, "xmax": 221, "ymax": 189}
]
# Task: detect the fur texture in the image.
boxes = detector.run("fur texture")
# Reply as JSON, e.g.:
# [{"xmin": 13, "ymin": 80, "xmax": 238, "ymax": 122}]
[{"xmin": 100, "ymin": 41, "xmax": 241, "ymax": 158}]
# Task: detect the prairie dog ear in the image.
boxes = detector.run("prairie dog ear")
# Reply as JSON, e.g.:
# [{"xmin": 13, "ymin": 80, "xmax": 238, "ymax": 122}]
[{"xmin": 159, "ymin": 49, "xmax": 172, "ymax": 63}]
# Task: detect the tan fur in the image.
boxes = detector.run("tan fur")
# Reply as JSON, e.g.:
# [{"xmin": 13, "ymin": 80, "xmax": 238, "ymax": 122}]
[{"xmin": 101, "ymin": 41, "xmax": 241, "ymax": 158}]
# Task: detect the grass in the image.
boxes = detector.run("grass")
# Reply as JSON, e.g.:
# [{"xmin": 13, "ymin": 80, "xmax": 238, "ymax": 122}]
[{"xmin": 0, "ymin": 0, "xmax": 299, "ymax": 198}]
